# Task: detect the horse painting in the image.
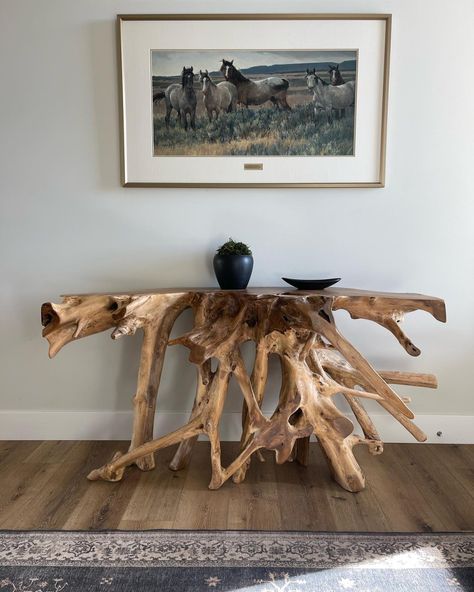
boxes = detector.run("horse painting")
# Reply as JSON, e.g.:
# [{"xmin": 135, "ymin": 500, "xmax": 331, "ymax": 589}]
[
  {"xmin": 220, "ymin": 59, "xmax": 291, "ymax": 110},
  {"xmin": 199, "ymin": 70, "xmax": 237, "ymax": 121},
  {"xmin": 154, "ymin": 66, "xmax": 197, "ymax": 131},
  {"xmin": 305, "ymin": 69, "xmax": 355, "ymax": 123},
  {"xmin": 152, "ymin": 50, "xmax": 356, "ymax": 157}
]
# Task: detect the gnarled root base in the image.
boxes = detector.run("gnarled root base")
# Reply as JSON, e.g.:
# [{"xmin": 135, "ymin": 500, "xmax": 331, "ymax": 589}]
[
  {"xmin": 42, "ymin": 289, "xmax": 445, "ymax": 492},
  {"xmin": 133, "ymin": 454, "xmax": 156, "ymax": 472},
  {"xmin": 87, "ymin": 418, "xmax": 204, "ymax": 483},
  {"xmin": 87, "ymin": 451, "xmax": 126, "ymax": 482}
]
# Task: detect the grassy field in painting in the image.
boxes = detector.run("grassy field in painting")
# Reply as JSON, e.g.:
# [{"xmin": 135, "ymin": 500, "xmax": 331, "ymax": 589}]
[{"xmin": 152, "ymin": 70, "xmax": 356, "ymax": 157}]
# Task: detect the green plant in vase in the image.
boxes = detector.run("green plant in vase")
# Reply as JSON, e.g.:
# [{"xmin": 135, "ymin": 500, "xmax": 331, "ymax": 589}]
[{"xmin": 213, "ymin": 238, "xmax": 254, "ymax": 289}]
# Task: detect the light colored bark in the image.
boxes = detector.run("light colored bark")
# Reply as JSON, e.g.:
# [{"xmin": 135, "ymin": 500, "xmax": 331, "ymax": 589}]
[{"xmin": 42, "ymin": 288, "xmax": 445, "ymax": 493}]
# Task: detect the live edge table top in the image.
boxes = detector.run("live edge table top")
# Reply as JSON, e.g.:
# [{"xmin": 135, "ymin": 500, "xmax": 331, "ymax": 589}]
[
  {"xmin": 61, "ymin": 287, "xmax": 443, "ymax": 300},
  {"xmin": 59, "ymin": 287, "xmax": 446, "ymax": 323}
]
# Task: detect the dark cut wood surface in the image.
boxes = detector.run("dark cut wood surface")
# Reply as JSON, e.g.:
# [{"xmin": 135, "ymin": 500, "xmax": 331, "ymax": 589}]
[{"xmin": 0, "ymin": 441, "xmax": 471, "ymax": 531}]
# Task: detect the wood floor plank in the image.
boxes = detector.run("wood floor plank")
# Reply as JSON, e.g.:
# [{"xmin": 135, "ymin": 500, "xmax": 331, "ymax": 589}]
[
  {"xmin": 0, "ymin": 441, "xmax": 19, "ymax": 465},
  {"xmin": 0, "ymin": 441, "xmax": 472, "ymax": 532},
  {"xmin": 276, "ymin": 448, "xmax": 326, "ymax": 531},
  {"xmin": 382, "ymin": 444, "xmax": 472, "ymax": 531},
  {"xmin": 226, "ymin": 446, "xmax": 282, "ymax": 530},
  {"xmin": 348, "ymin": 447, "xmax": 393, "ymax": 531},
  {"xmin": 355, "ymin": 445, "xmax": 440, "ymax": 532},
  {"xmin": 298, "ymin": 444, "xmax": 339, "ymax": 531},
  {"xmin": 0, "ymin": 463, "xmax": 63, "ymax": 529},
  {"xmin": 22, "ymin": 441, "xmax": 79, "ymax": 464},
  {"xmin": 62, "ymin": 442, "xmax": 142, "ymax": 530},
  {"xmin": 394, "ymin": 444, "xmax": 474, "ymax": 530},
  {"xmin": 423, "ymin": 444, "xmax": 474, "ymax": 489},
  {"xmin": 302, "ymin": 445, "xmax": 393, "ymax": 532},
  {"xmin": 172, "ymin": 441, "xmax": 230, "ymax": 530},
  {"xmin": 33, "ymin": 442, "xmax": 117, "ymax": 529},
  {"xmin": 0, "ymin": 441, "xmax": 45, "ymax": 477},
  {"xmin": 0, "ymin": 464, "xmax": 45, "ymax": 527},
  {"xmin": 427, "ymin": 445, "xmax": 474, "ymax": 503},
  {"xmin": 432, "ymin": 444, "xmax": 474, "ymax": 469},
  {"xmin": 119, "ymin": 519, "xmax": 175, "ymax": 529},
  {"xmin": 119, "ymin": 446, "xmax": 187, "ymax": 528}
]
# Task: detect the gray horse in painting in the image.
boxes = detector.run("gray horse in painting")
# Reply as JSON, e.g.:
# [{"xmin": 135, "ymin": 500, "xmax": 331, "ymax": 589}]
[
  {"xmin": 305, "ymin": 69, "xmax": 355, "ymax": 123},
  {"xmin": 220, "ymin": 59, "xmax": 291, "ymax": 110},
  {"xmin": 153, "ymin": 66, "xmax": 197, "ymax": 131},
  {"xmin": 199, "ymin": 70, "xmax": 237, "ymax": 121}
]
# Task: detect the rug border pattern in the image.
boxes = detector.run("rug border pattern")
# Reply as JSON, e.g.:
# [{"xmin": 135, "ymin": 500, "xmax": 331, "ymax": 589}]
[{"xmin": 0, "ymin": 531, "xmax": 472, "ymax": 569}]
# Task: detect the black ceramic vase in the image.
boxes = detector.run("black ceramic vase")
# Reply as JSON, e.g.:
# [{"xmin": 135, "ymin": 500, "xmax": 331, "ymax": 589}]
[{"xmin": 213, "ymin": 254, "xmax": 254, "ymax": 290}]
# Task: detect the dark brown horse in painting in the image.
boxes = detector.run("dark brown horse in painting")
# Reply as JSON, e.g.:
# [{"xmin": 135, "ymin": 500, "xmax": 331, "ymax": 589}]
[
  {"xmin": 153, "ymin": 66, "xmax": 197, "ymax": 131},
  {"xmin": 220, "ymin": 59, "xmax": 291, "ymax": 110},
  {"xmin": 328, "ymin": 64, "xmax": 345, "ymax": 86},
  {"xmin": 328, "ymin": 64, "xmax": 346, "ymax": 118}
]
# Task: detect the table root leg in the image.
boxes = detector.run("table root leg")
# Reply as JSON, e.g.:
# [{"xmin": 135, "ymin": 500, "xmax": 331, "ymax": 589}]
[
  {"xmin": 169, "ymin": 361, "xmax": 213, "ymax": 471},
  {"xmin": 87, "ymin": 417, "xmax": 204, "ymax": 482}
]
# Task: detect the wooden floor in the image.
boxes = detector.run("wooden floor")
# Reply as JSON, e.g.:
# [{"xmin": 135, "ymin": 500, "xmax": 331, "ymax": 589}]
[{"xmin": 0, "ymin": 441, "xmax": 472, "ymax": 532}]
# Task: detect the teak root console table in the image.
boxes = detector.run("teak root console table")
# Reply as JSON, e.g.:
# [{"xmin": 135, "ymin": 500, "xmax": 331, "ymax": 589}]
[{"xmin": 41, "ymin": 288, "xmax": 446, "ymax": 493}]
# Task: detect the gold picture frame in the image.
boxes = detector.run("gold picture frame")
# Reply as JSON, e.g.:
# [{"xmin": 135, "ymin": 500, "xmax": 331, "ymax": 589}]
[{"xmin": 117, "ymin": 13, "xmax": 391, "ymax": 188}]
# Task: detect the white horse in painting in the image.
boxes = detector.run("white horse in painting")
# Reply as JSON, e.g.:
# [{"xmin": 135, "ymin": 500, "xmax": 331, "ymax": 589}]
[
  {"xmin": 305, "ymin": 69, "xmax": 355, "ymax": 123},
  {"xmin": 199, "ymin": 70, "xmax": 237, "ymax": 121}
]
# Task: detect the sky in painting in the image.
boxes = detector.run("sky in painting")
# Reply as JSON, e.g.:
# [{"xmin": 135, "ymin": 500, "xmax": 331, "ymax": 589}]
[{"xmin": 151, "ymin": 50, "xmax": 356, "ymax": 77}]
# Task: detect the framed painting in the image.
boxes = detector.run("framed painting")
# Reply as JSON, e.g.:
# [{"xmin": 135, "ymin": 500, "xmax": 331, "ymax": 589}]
[{"xmin": 118, "ymin": 14, "xmax": 391, "ymax": 188}]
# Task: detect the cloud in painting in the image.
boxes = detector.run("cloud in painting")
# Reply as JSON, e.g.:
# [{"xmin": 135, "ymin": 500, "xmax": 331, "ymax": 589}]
[{"xmin": 151, "ymin": 50, "xmax": 356, "ymax": 77}]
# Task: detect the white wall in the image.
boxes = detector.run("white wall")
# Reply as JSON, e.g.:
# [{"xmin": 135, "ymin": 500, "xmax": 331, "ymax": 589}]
[{"xmin": 1, "ymin": 0, "xmax": 473, "ymax": 441}]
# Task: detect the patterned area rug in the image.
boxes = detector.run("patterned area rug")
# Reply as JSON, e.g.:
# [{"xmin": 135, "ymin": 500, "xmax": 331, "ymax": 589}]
[{"xmin": 0, "ymin": 531, "xmax": 472, "ymax": 591}]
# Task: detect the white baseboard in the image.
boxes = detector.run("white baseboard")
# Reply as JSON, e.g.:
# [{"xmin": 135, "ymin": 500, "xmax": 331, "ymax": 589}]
[{"xmin": 0, "ymin": 411, "xmax": 472, "ymax": 443}]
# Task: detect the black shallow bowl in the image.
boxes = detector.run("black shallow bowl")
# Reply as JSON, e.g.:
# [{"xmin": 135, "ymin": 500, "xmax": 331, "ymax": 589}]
[{"xmin": 282, "ymin": 277, "xmax": 341, "ymax": 290}]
